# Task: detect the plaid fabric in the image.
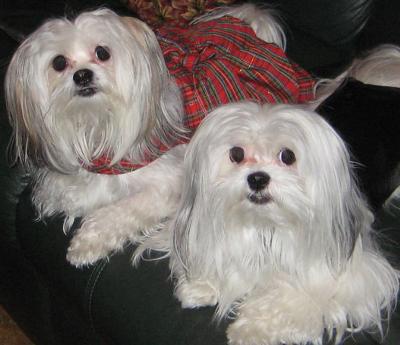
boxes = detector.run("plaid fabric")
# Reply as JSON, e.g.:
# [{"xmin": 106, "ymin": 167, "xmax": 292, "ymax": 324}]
[
  {"xmin": 158, "ymin": 16, "xmax": 315, "ymax": 131},
  {"xmin": 86, "ymin": 16, "xmax": 316, "ymax": 174},
  {"xmin": 85, "ymin": 157, "xmax": 150, "ymax": 174}
]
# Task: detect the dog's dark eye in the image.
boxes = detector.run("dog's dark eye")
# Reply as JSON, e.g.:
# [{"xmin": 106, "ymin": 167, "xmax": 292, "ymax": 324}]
[
  {"xmin": 278, "ymin": 148, "xmax": 296, "ymax": 166},
  {"xmin": 52, "ymin": 55, "xmax": 68, "ymax": 72},
  {"xmin": 229, "ymin": 146, "xmax": 245, "ymax": 164},
  {"xmin": 95, "ymin": 46, "xmax": 111, "ymax": 61}
]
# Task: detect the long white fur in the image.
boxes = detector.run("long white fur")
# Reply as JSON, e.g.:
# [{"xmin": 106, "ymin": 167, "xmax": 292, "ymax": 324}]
[
  {"xmin": 5, "ymin": 5, "xmax": 285, "ymax": 265},
  {"xmin": 348, "ymin": 44, "xmax": 400, "ymax": 202},
  {"xmin": 314, "ymin": 44, "xmax": 400, "ymax": 108},
  {"xmin": 164, "ymin": 102, "xmax": 399, "ymax": 345},
  {"xmin": 313, "ymin": 44, "xmax": 400, "ymax": 201},
  {"xmin": 193, "ymin": 3, "xmax": 286, "ymax": 50},
  {"xmin": 348, "ymin": 44, "xmax": 400, "ymax": 87}
]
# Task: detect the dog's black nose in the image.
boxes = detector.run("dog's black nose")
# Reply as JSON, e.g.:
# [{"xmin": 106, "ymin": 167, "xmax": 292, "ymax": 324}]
[
  {"xmin": 247, "ymin": 171, "xmax": 270, "ymax": 191},
  {"xmin": 73, "ymin": 69, "xmax": 93, "ymax": 86}
]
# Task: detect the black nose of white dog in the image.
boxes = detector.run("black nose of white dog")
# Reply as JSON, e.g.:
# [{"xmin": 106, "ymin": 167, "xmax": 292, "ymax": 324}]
[
  {"xmin": 73, "ymin": 69, "xmax": 93, "ymax": 86},
  {"xmin": 247, "ymin": 172, "xmax": 270, "ymax": 191}
]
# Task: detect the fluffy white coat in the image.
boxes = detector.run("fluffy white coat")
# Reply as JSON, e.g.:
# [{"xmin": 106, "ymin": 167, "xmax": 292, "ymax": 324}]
[{"xmin": 154, "ymin": 102, "xmax": 399, "ymax": 345}]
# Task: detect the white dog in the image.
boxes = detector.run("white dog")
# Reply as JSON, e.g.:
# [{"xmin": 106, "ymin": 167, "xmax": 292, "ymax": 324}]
[
  {"xmin": 5, "ymin": 8, "xmax": 186, "ymax": 226},
  {"xmin": 5, "ymin": 5, "xmax": 289, "ymax": 265},
  {"xmin": 130, "ymin": 44, "xmax": 400, "ymax": 345},
  {"xmin": 160, "ymin": 102, "xmax": 399, "ymax": 345}
]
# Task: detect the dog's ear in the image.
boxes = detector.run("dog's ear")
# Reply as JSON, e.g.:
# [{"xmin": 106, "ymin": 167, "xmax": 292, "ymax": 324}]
[
  {"xmin": 5, "ymin": 38, "xmax": 47, "ymax": 168},
  {"xmin": 171, "ymin": 150, "xmax": 202, "ymax": 274},
  {"xmin": 120, "ymin": 17, "xmax": 161, "ymax": 56},
  {"xmin": 118, "ymin": 16, "xmax": 184, "ymax": 155},
  {"xmin": 302, "ymin": 111, "xmax": 373, "ymax": 265},
  {"xmin": 171, "ymin": 104, "xmax": 251, "ymax": 276},
  {"xmin": 171, "ymin": 117, "xmax": 222, "ymax": 276}
]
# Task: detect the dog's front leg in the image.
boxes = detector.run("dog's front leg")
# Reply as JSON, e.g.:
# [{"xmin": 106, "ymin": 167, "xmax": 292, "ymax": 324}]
[
  {"xmin": 174, "ymin": 275, "xmax": 219, "ymax": 309},
  {"xmin": 32, "ymin": 168, "xmax": 128, "ymax": 223},
  {"xmin": 66, "ymin": 145, "xmax": 186, "ymax": 267}
]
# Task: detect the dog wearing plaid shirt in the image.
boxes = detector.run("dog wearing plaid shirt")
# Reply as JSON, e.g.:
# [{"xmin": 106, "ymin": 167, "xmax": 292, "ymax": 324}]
[{"xmin": 5, "ymin": 4, "xmax": 316, "ymax": 265}]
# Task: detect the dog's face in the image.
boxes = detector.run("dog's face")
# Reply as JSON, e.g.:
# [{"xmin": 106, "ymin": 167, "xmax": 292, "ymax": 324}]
[
  {"xmin": 206, "ymin": 114, "xmax": 310, "ymax": 228},
  {"xmin": 6, "ymin": 9, "xmax": 181, "ymax": 172},
  {"xmin": 174, "ymin": 103, "xmax": 370, "ymax": 272},
  {"xmin": 183, "ymin": 103, "xmax": 344, "ymax": 226}
]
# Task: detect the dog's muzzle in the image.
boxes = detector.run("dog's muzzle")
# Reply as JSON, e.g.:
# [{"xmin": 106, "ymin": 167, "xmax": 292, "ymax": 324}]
[
  {"xmin": 73, "ymin": 68, "xmax": 97, "ymax": 97},
  {"xmin": 247, "ymin": 171, "xmax": 271, "ymax": 204}
]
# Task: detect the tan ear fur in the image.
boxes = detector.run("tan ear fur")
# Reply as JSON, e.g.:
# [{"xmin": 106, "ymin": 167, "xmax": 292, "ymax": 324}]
[{"xmin": 120, "ymin": 16, "xmax": 156, "ymax": 51}]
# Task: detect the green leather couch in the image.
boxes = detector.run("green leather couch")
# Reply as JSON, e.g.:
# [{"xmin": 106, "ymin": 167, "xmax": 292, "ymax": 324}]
[{"xmin": 0, "ymin": 0, "xmax": 399, "ymax": 344}]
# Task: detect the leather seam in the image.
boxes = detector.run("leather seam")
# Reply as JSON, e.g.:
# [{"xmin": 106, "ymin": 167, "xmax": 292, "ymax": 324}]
[{"xmin": 85, "ymin": 260, "xmax": 107, "ymax": 333}]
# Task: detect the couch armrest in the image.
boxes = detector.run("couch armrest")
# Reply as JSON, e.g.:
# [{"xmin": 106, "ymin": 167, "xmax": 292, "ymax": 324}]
[
  {"xmin": 15, "ymin": 186, "xmax": 400, "ymax": 345},
  {"xmin": 16, "ymin": 188, "xmax": 229, "ymax": 345}
]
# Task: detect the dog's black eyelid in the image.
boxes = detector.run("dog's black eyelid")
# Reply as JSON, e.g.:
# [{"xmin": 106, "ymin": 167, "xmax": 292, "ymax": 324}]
[
  {"xmin": 95, "ymin": 46, "xmax": 111, "ymax": 61},
  {"xmin": 52, "ymin": 55, "xmax": 67, "ymax": 72},
  {"xmin": 279, "ymin": 148, "xmax": 296, "ymax": 165},
  {"xmin": 229, "ymin": 146, "xmax": 245, "ymax": 163}
]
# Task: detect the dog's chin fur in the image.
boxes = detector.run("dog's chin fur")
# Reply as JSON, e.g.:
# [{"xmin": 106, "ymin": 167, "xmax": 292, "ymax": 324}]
[{"xmin": 151, "ymin": 102, "xmax": 399, "ymax": 345}]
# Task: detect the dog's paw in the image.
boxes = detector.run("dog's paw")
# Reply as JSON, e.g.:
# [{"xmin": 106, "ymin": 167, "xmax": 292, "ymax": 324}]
[
  {"xmin": 66, "ymin": 205, "xmax": 136, "ymax": 267},
  {"xmin": 66, "ymin": 230, "xmax": 112, "ymax": 267},
  {"xmin": 227, "ymin": 317, "xmax": 274, "ymax": 345},
  {"xmin": 227, "ymin": 313, "xmax": 323, "ymax": 345},
  {"xmin": 66, "ymin": 221, "xmax": 123, "ymax": 267},
  {"xmin": 227, "ymin": 286, "xmax": 324, "ymax": 345},
  {"xmin": 175, "ymin": 280, "xmax": 218, "ymax": 309},
  {"xmin": 227, "ymin": 318, "xmax": 322, "ymax": 345}
]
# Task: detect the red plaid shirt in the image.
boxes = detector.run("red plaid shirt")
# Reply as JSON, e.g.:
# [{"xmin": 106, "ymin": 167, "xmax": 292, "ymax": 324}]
[{"xmin": 88, "ymin": 16, "xmax": 315, "ymax": 174}]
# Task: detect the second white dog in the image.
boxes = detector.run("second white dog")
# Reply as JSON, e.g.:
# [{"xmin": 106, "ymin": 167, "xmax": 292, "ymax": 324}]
[{"xmin": 138, "ymin": 102, "xmax": 399, "ymax": 345}]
